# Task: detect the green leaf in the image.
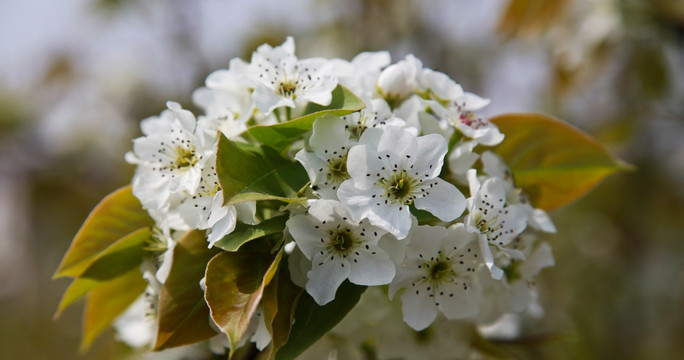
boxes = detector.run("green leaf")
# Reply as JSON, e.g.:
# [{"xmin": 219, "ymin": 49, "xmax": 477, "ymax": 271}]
[
  {"xmin": 54, "ymin": 277, "xmax": 102, "ymax": 319},
  {"xmin": 213, "ymin": 214, "xmax": 289, "ymax": 252},
  {"xmin": 216, "ymin": 135, "xmax": 308, "ymax": 205},
  {"xmin": 262, "ymin": 265, "xmax": 303, "ymax": 359},
  {"xmin": 80, "ymin": 267, "xmax": 147, "ymax": 352},
  {"xmin": 79, "ymin": 227, "xmax": 151, "ymax": 280},
  {"xmin": 275, "ymin": 281, "xmax": 366, "ymax": 360},
  {"xmin": 54, "ymin": 185, "xmax": 154, "ymax": 279},
  {"xmin": 154, "ymin": 230, "xmax": 220, "ymax": 350},
  {"xmin": 205, "ymin": 249, "xmax": 283, "ymax": 356},
  {"xmin": 246, "ymin": 85, "xmax": 365, "ymax": 151},
  {"xmin": 490, "ymin": 113, "xmax": 634, "ymax": 210}
]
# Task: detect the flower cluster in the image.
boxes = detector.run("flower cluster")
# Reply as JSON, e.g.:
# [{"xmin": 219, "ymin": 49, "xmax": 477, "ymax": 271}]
[{"xmin": 120, "ymin": 37, "xmax": 557, "ymax": 353}]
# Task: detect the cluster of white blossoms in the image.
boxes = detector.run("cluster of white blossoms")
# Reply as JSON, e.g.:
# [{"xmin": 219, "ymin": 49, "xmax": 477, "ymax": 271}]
[{"xmin": 121, "ymin": 37, "xmax": 557, "ymax": 352}]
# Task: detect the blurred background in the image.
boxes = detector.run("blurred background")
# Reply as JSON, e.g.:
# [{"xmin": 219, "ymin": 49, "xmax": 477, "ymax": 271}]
[{"xmin": 1, "ymin": 0, "xmax": 683, "ymax": 359}]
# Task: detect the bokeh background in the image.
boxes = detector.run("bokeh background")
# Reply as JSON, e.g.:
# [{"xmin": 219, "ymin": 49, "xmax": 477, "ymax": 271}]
[{"xmin": 1, "ymin": 0, "xmax": 683, "ymax": 359}]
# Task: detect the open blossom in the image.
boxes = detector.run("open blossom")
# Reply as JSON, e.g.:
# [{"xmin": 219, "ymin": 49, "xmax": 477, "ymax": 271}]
[
  {"xmin": 295, "ymin": 114, "xmax": 352, "ymax": 200},
  {"xmin": 465, "ymin": 169, "xmax": 528, "ymax": 279},
  {"xmin": 175, "ymin": 154, "xmax": 238, "ymax": 247},
  {"xmin": 338, "ymin": 126, "xmax": 466, "ymax": 239},
  {"xmin": 286, "ymin": 200, "xmax": 395, "ymax": 305},
  {"xmin": 481, "ymin": 151, "xmax": 556, "ymax": 233},
  {"xmin": 325, "ymin": 51, "xmax": 391, "ymax": 100},
  {"xmin": 429, "ymin": 96, "xmax": 504, "ymax": 146},
  {"xmin": 340, "ymin": 98, "xmax": 404, "ymax": 140},
  {"xmin": 389, "ymin": 224, "xmax": 482, "ymax": 330},
  {"xmin": 247, "ymin": 36, "xmax": 337, "ymax": 114},
  {"xmin": 376, "ymin": 54, "xmax": 421, "ymax": 103},
  {"xmin": 127, "ymin": 102, "xmax": 214, "ymax": 212}
]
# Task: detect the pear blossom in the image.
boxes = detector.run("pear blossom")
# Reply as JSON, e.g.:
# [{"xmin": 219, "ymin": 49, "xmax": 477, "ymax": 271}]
[
  {"xmin": 248, "ymin": 37, "xmax": 337, "ymax": 114},
  {"xmin": 325, "ymin": 51, "xmax": 391, "ymax": 99},
  {"xmin": 338, "ymin": 126, "xmax": 466, "ymax": 239},
  {"xmin": 429, "ymin": 96, "xmax": 504, "ymax": 146},
  {"xmin": 286, "ymin": 200, "xmax": 395, "ymax": 305},
  {"xmin": 465, "ymin": 169, "xmax": 528, "ymax": 279},
  {"xmin": 175, "ymin": 154, "xmax": 239, "ymax": 247},
  {"xmin": 376, "ymin": 54, "xmax": 421, "ymax": 104},
  {"xmin": 389, "ymin": 224, "xmax": 482, "ymax": 330},
  {"xmin": 128, "ymin": 102, "xmax": 214, "ymax": 212},
  {"xmin": 481, "ymin": 151, "xmax": 556, "ymax": 233},
  {"xmin": 339, "ymin": 98, "xmax": 404, "ymax": 140},
  {"xmin": 475, "ymin": 236, "xmax": 554, "ymax": 322},
  {"xmin": 295, "ymin": 114, "xmax": 353, "ymax": 200}
]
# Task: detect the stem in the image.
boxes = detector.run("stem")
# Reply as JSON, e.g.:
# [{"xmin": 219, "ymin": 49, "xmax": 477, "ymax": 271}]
[
  {"xmin": 297, "ymin": 181, "xmax": 311, "ymax": 197},
  {"xmin": 285, "ymin": 106, "xmax": 292, "ymax": 121}
]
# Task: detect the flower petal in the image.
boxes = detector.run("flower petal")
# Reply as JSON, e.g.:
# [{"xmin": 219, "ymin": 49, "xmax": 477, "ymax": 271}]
[
  {"xmin": 306, "ymin": 254, "xmax": 351, "ymax": 305},
  {"xmin": 347, "ymin": 245, "xmax": 395, "ymax": 286},
  {"xmin": 400, "ymin": 283, "xmax": 438, "ymax": 331},
  {"xmin": 413, "ymin": 178, "xmax": 466, "ymax": 222}
]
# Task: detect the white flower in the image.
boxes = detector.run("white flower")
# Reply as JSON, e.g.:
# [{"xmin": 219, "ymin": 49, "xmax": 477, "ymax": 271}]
[
  {"xmin": 113, "ymin": 292, "xmax": 156, "ymax": 348},
  {"xmin": 295, "ymin": 114, "xmax": 352, "ymax": 200},
  {"xmin": 194, "ymin": 59, "xmax": 255, "ymax": 138},
  {"xmin": 128, "ymin": 102, "xmax": 213, "ymax": 211},
  {"xmin": 429, "ymin": 97, "xmax": 504, "ymax": 146},
  {"xmin": 389, "ymin": 224, "xmax": 482, "ymax": 330},
  {"xmin": 338, "ymin": 126, "xmax": 466, "ymax": 239},
  {"xmin": 465, "ymin": 170, "xmax": 528, "ymax": 279},
  {"xmin": 481, "ymin": 151, "xmax": 556, "ymax": 233},
  {"xmin": 340, "ymin": 98, "xmax": 405, "ymax": 140},
  {"xmin": 415, "ymin": 67, "xmax": 465, "ymax": 103},
  {"xmin": 325, "ymin": 51, "xmax": 391, "ymax": 99},
  {"xmin": 286, "ymin": 200, "xmax": 395, "ymax": 305},
  {"xmin": 448, "ymin": 140, "xmax": 480, "ymax": 183},
  {"xmin": 248, "ymin": 36, "xmax": 337, "ymax": 114},
  {"xmin": 376, "ymin": 54, "xmax": 421, "ymax": 103},
  {"xmin": 175, "ymin": 154, "xmax": 240, "ymax": 247}
]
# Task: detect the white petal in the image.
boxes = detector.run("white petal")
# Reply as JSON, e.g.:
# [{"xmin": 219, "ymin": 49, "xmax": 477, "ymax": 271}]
[
  {"xmin": 470, "ymin": 124, "xmax": 504, "ymax": 146},
  {"xmin": 519, "ymin": 242, "xmax": 555, "ymax": 279},
  {"xmin": 377, "ymin": 61, "xmax": 416, "ymax": 100},
  {"xmin": 366, "ymin": 201, "xmax": 411, "ymax": 240},
  {"xmin": 287, "ymin": 246, "xmax": 311, "ymax": 289},
  {"xmin": 413, "ymin": 133, "xmax": 448, "ymax": 178},
  {"xmin": 458, "ymin": 92, "xmax": 491, "ymax": 111},
  {"xmin": 299, "ymin": 75, "xmax": 338, "ymax": 106},
  {"xmin": 295, "ymin": 149, "xmax": 328, "ymax": 186},
  {"xmin": 358, "ymin": 127, "xmax": 384, "ymax": 152},
  {"xmin": 377, "ymin": 126, "xmax": 416, "ymax": 159},
  {"xmin": 286, "ymin": 215, "xmax": 325, "ymax": 259},
  {"xmin": 436, "ymin": 283, "xmax": 478, "ymax": 320},
  {"xmin": 405, "ymin": 224, "xmax": 448, "ymax": 260},
  {"xmin": 250, "ymin": 312, "xmax": 272, "ymax": 350},
  {"xmin": 466, "ymin": 169, "xmax": 481, "ymax": 198},
  {"xmin": 419, "ymin": 68, "xmax": 464, "ymax": 100},
  {"xmin": 400, "ymin": 284, "xmax": 438, "ymax": 331},
  {"xmin": 206, "ymin": 207, "xmax": 237, "ymax": 247},
  {"xmin": 448, "ymin": 140, "xmax": 480, "ymax": 176},
  {"xmin": 413, "ymin": 178, "xmax": 466, "ymax": 222},
  {"xmin": 529, "ymin": 208, "xmax": 557, "ymax": 233},
  {"xmin": 478, "ymin": 234, "xmax": 504, "ymax": 280},
  {"xmin": 252, "ymin": 84, "xmax": 294, "ymax": 114},
  {"xmin": 344, "ymin": 145, "xmax": 384, "ymax": 190},
  {"xmin": 235, "ymin": 201, "xmax": 258, "ymax": 225},
  {"xmin": 347, "ymin": 246, "xmax": 395, "ymax": 286},
  {"xmin": 352, "ymin": 51, "xmax": 391, "ymax": 71},
  {"xmin": 507, "ymin": 280, "xmax": 532, "ymax": 313},
  {"xmin": 306, "ymin": 254, "xmax": 351, "ymax": 305},
  {"xmin": 310, "ymin": 115, "xmax": 349, "ymax": 160}
]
